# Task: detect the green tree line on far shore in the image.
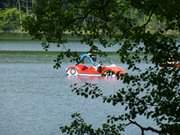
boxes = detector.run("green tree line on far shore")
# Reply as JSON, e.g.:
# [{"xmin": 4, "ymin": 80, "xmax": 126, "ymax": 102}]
[
  {"xmin": 0, "ymin": 8, "xmax": 23, "ymax": 32},
  {"xmin": 0, "ymin": 0, "xmax": 32, "ymax": 32},
  {"xmin": 0, "ymin": 3, "xmax": 179, "ymax": 38}
]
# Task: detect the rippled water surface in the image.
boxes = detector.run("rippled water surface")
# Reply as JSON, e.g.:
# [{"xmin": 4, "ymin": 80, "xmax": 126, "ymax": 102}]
[
  {"xmin": 0, "ymin": 41, "xmax": 157, "ymax": 135},
  {"xmin": 0, "ymin": 40, "xmax": 119, "ymax": 52}
]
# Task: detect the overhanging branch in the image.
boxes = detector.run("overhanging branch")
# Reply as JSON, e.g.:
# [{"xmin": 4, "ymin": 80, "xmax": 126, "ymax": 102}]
[{"xmin": 127, "ymin": 119, "xmax": 162, "ymax": 135}]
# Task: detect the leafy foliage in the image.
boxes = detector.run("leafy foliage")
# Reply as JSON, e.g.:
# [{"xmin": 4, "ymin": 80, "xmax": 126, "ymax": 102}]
[
  {"xmin": 23, "ymin": 0, "xmax": 180, "ymax": 135},
  {"xmin": 60, "ymin": 113, "xmax": 124, "ymax": 135},
  {"xmin": 0, "ymin": 8, "xmax": 22, "ymax": 32}
]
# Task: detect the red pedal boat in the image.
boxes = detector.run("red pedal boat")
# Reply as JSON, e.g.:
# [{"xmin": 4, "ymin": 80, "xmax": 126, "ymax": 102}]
[{"xmin": 66, "ymin": 54, "xmax": 127, "ymax": 78}]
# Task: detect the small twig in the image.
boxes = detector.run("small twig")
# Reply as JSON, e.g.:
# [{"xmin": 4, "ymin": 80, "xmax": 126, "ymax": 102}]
[
  {"xmin": 73, "ymin": 8, "xmax": 93, "ymax": 22},
  {"xmin": 141, "ymin": 9, "xmax": 154, "ymax": 28}
]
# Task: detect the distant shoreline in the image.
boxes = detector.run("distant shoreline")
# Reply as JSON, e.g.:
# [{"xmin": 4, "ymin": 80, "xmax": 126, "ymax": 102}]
[
  {"xmin": 0, "ymin": 32, "xmax": 32, "ymax": 41},
  {"xmin": 0, "ymin": 32, "xmax": 80, "ymax": 41},
  {"xmin": 1, "ymin": 32, "xmax": 180, "ymax": 41}
]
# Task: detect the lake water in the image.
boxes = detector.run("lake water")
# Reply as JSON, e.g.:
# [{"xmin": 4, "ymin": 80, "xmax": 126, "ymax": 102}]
[
  {"xmin": 0, "ymin": 40, "xmax": 120, "ymax": 52},
  {"xmin": 0, "ymin": 41, "xmax": 157, "ymax": 135}
]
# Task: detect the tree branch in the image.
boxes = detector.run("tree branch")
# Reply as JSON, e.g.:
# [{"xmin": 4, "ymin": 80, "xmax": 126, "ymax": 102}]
[
  {"xmin": 141, "ymin": 9, "xmax": 154, "ymax": 28},
  {"xmin": 127, "ymin": 119, "xmax": 162, "ymax": 135}
]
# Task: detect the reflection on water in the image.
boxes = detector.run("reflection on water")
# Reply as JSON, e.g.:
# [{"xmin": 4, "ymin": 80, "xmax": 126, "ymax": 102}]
[{"xmin": 67, "ymin": 75, "xmax": 120, "ymax": 81}]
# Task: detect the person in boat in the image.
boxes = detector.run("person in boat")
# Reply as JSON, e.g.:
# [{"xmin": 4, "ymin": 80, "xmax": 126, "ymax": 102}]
[
  {"xmin": 88, "ymin": 46, "xmax": 97, "ymax": 62},
  {"xmin": 76, "ymin": 46, "xmax": 102, "ymax": 72},
  {"xmin": 88, "ymin": 46, "xmax": 102, "ymax": 72}
]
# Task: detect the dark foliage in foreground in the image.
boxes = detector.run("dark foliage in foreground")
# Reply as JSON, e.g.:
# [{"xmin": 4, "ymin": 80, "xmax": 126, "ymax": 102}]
[{"xmin": 24, "ymin": 0, "xmax": 180, "ymax": 135}]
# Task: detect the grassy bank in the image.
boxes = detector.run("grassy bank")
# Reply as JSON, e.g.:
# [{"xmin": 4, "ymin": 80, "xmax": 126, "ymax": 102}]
[
  {"xmin": 0, "ymin": 32, "xmax": 33, "ymax": 41},
  {"xmin": 1, "ymin": 32, "xmax": 180, "ymax": 41},
  {"xmin": 0, "ymin": 32, "xmax": 81, "ymax": 41}
]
